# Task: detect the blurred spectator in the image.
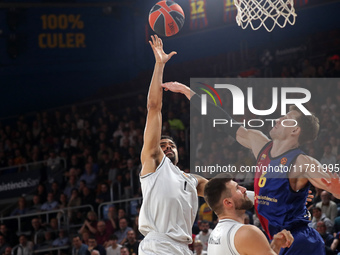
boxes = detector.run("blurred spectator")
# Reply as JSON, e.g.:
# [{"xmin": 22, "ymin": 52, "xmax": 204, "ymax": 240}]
[
  {"xmin": 2, "ymin": 247, "xmax": 11, "ymax": 255},
  {"xmin": 86, "ymin": 235, "xmax": 106, "ymax": 255},
  {"xmin": 17, "ymin": 235, "xmax": 33, "ymax": 255},
  {"xmin": 0, "ymin": 235, "xmax": 9, "ymax": 255},
  {"xmin": 79, "ymin": 211, "xmax": 98, "ymax": 235},
  {"xmin": 310, "ymin": 206, "xmax": 334, "ymax": 233},
  {"xmin": 316, "ymin": 191, "xmax": 338, "ymax": 221},
  {"xmin": 47, "ymin": 150, "xmax": 62, "ymax": 170},
  {"xmin": 46, "ymin": 218, "xmax": 59, "ymax": 233},
  {"xmin": 29, "ymin": 218, "xmax": 45, "ymax": 247},
  {"xmin": 38, "ymin": 231, "xmax": 53, "ymax": 249},
  {"xmin": 72, "ymin": 235, "xmax": 88, "ymax": 255},
  {"xmin": 316, "ymin": 221, "xmax": 334, "ymax": 255},
  {"xmin": 80, "ymin": 163, "xmax": 97, "ymax": 190},
  {"xmin": 95, "ymin": 183, "xmax": 111, "ymax": 205},
  {"xmin": 114, "ymin": 218, "xmax": 132, "ymax": 245},
  {"xmin": 13, "ymin": 149, "xmax": 24, "ymax": 166},
  {"xmin": 68, "ymin": 189, "xmax": 82, "ymax": 223},
  {"xmin": 28, "ymin": 195, "xmax": 41, "ymax": 213},
  {"xmin": 123, "ymin": 230, "xmax": 139, "ymax": 255},
  {"xmin": 98, "ymin": 151, "xmax": 113, "ymax": 182},
  {"xmin": 119, "ymin": 247, "xmax": 129, "ymax": 255},
  {"xmin": 70, "ymin": 154, "xmax": 82, "ymax": 171},
  {"xmin": 87, "ymin": 155, "xmax": 99, "ymax": 174},
  {"xmin": 10, "ymin": 197, "xmax": 28, "ymax": 216},
  {"xmin": 41, "ymin": 192, "xmax": 59, "ymax": 211},
  {"xmin": 105, "ymin": 206, "xmax": 117, "ymax": 234},
  {"xmin": 194, "ymin": 220, "xmax": 212, "ymax": 252},
  {"xmin": 91, "ymin": 250, "xmax": 100, "ymax": 255},
  {"xmin": 64, "ymin": 175, "xmax": 79, "ymax": 199},
  {"xmin": 50, "ymin": 181, "xmax": 62, "ymax": 201},
  {"xmin": 82, "ymin": 231, "xmax": 90, "ymax": 246},
  {"xmin": 78, "ymin": 180, "xmax": 87, "ymax": 195},
  {"xmin": 105, "ymin": 235, "xmax": 121, "ymax": 255},
  {"xmin": 35, "ymin": 184, "xmax": 47, "ymax": 204},
  {"xmin": 193, "ymin": 240, "xmax": 205, "ymax": 255},
  {"xmin": 97, "ymin": 144, "xmax": 113, "ymax": 162},
  {"xmin": 0, "ymin": 224, "xmax": 16, "ymax": 247},
  {"xmin": 57, "ymin": 193, "xmax": 68, "ymax": 220},
  {"xmin": 95, "ymin": 221, "xmax": 112, "ymax": 247},
  {"xmin": 116, "ymin": 209, "xmax": 131, "ymax": 227},
  {"xmin": 52, "ymin": 229, "xmax": 69, "ymax": 247},
  {"xmin": 81, "ymin": 186, "xmax": 96, "ymax": 211}
]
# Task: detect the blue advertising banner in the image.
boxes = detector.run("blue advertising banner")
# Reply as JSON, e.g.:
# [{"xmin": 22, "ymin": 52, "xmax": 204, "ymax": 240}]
[{"xmin": 0, "ymin": 169, "xmax": 41, "ymax": 199}]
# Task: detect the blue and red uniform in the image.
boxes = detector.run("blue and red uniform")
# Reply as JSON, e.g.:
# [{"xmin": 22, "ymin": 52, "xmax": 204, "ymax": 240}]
[{"xmin": 254, "ymin": 141, "xmax": 324, "ymax": 255}]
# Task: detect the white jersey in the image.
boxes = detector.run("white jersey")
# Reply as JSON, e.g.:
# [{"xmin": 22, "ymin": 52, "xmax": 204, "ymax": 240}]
[
  {"xmin": 207, "ymin": 219, "xmax": 243, "ymax": 255},
  {"xmin": 139, "ymin": 155, "xmax": 198, "ymax": 244}
]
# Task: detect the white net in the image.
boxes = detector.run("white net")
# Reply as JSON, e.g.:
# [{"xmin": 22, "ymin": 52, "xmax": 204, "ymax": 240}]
[{"xmin": 234, "ymin": 0, "xmax": 297, "ymax": 32}]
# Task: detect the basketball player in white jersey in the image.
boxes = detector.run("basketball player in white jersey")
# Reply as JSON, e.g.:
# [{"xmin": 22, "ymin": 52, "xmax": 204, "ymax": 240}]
[
  {"xmin": 204, "ymin": 175, "xmax": 294, "ymax": 255},
  {"xmin": 138, "ymin": 35, "xmax": 208, "ymax": 255}
]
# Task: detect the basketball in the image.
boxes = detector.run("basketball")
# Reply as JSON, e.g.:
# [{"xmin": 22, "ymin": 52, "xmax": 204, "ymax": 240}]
[{"xmin": 148, "ymin": 0, "xmax": 185, "ymax": 37}]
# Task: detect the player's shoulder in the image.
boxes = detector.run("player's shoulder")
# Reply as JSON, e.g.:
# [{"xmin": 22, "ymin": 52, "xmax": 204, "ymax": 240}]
[
  {"xmin": 236, "ymin": 224, "xmax": 263, "ymax": 238},
  {"xmin": 235, "ymin": 225, "xmax": 273, "ymax": 255}
]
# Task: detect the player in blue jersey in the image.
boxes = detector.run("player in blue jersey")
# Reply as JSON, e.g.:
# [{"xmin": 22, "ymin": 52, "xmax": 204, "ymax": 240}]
[{"xmin": 162, "ymin": 81, "xmax": 340, "ymax": 255}]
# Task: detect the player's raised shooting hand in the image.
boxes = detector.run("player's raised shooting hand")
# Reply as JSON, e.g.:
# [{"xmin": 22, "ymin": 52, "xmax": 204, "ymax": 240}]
[{"xmin": 149, "ymin": 35, "xmax": 176, "ymax": 64}]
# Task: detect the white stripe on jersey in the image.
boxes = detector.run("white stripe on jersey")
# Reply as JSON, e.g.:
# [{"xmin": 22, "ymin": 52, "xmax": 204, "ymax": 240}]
[
  {"xmin": 139, "ymin": 155, "xmax": 198, "ymax": 244},
  {"xmin": 207, "ymin": 219, "xmax": 243, "ymax": 255}
]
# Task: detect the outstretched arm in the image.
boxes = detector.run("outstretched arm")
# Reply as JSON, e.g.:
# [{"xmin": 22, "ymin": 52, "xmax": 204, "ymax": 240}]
[
  {"xmin": 140, "ymin": 35, "xmax": 177, "ymax": 176},
  {"xmin": 162, "ymin": 81, "xmax": 270, "ymax": 158},
  {"xmin": 296, "ymin": 155, "xmax": 340, "ymax": 199}
]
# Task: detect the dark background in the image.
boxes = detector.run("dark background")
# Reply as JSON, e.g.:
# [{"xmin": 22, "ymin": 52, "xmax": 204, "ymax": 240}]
[{"xmin": 0, "ymin": 0, "xmax": 339, "ymax": 118}]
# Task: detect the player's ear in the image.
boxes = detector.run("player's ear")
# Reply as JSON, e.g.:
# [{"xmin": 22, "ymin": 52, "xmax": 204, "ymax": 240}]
[
  {"xmin": 291, "ymin": 126, "xmax": 301, "ymax": 136},
  {"xmin": 223, "ymin": 198, "xmax": 233, "ymax": 208}
]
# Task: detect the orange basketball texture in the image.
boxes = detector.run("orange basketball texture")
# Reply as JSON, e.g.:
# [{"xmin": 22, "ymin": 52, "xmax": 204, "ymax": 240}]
[{"xmin": 149, "ymin": 0, "xmax": 185, "ymax": 37}]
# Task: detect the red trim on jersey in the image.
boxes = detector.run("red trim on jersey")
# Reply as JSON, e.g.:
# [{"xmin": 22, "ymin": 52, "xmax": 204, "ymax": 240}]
[{"xmin": 254, "ymin": 142, "xmax": 273, "ymax": 240}]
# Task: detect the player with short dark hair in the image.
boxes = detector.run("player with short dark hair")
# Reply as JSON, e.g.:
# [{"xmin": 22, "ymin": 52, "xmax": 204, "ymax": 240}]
[{"xmin": 204, "ymin": 174, "xmax": 294, "ymax": 255}]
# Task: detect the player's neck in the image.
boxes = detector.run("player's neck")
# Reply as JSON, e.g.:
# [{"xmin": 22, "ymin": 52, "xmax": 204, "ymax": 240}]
[
  {"xmin": 218, "ymin": 210, "xmax": 245, "ymax": 224},
  {"xmin": 271, "ymin": 139, "xmax": 299, "ymax": 158}
]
